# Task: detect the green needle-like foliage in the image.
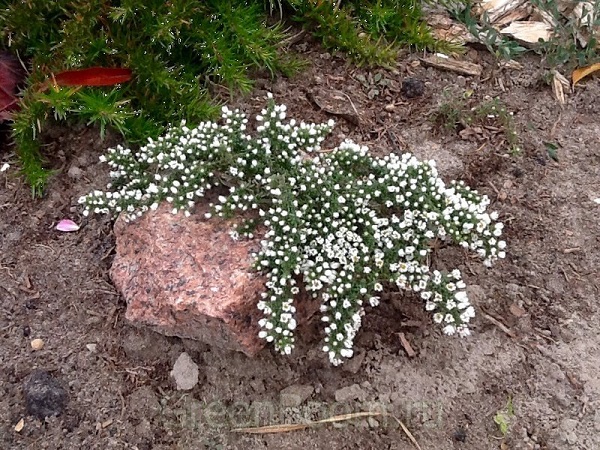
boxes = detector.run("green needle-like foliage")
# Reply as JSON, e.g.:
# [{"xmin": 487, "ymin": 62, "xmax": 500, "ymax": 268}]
[
  {"xmin": 1, "ymin": 0, "xmax": 449, "ymax": 194},
  {"xmin": 0, "ymin": 0, "xmax": 294, "ymax": 193},
  {"xmin": 288, "ymin": 0, "xmax": 459, "ymax": 65}
]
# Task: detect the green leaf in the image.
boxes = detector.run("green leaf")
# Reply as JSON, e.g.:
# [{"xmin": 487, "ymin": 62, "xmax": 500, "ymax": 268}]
[
  {"xmin": 544, "ymin": 142, "xmax": 559, "ymax": 162},
  {"xmin": 494, "ymin": 412, "xmax": 510, "ymax": 436}
]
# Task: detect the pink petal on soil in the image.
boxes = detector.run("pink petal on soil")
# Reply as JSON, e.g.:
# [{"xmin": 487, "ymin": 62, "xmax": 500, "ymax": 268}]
[{"xmin": 56, "ymin": 219, "xmax": 80, "ymax": 232}]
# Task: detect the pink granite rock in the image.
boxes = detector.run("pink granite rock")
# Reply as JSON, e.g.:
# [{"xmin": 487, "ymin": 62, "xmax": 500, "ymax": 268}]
[{"xmin": 110, "ymin": 202, "xmax": 318, "ymax": 356}]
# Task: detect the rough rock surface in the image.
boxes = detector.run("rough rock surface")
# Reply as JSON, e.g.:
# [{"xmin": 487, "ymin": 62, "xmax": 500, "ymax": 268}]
[
  {"xmin": 111, "ymin": 202, "xmax": 319, "ymax": 356},
  {"xmin": 23, "ymin": 370, "xmax": 68, "ymax": 420}
]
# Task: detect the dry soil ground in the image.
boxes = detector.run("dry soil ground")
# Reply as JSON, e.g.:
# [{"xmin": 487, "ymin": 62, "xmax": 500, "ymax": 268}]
[{"xmin": 1, "ymin": 40, "xmax": 600, "ymax": 450}]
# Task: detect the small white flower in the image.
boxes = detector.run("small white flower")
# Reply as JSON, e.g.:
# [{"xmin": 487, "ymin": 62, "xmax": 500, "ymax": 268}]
[
  {"xmin": 443, "ymin": 325, "xmax": 456, "ymax": 335},
  {"xmin": 457, "ymin": 326, "xmax": 471, "ymax": 337},
  {"xmin": 454, "ymin": 291, "xmax": 468, "ymax": 303}
]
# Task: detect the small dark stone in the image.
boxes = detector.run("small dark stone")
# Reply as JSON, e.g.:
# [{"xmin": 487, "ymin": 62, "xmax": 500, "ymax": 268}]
[
  {"xmin": 23, "ymin": 325, "xmax": 30, "ymax": 337},
  {"xmin": 401, "ymin": 78, "xmax": 425, "ymax": 99},
  {"xmin": 535, "ymin": 154, "xmax": 547, "ymax": 166},
  {"xmin": 512, "ymin": 167, "xmax": 524, "ymax": 178},
  {"xmin": 454, "ymin": 427, "xmax": 467, "ymax": 442},
  {"xmin": 23, "ymin": 370, "xmax": 68, "ymax": 420},
  {"xmin": 25, "ymin": 299, "xmax": 38, "ymax": 310}
]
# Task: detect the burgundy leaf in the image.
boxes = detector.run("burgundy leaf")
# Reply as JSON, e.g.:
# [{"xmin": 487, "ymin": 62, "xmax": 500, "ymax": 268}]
[{"xmin": 0, "ymin": 51, "xmax": 26, "ymax": 122}]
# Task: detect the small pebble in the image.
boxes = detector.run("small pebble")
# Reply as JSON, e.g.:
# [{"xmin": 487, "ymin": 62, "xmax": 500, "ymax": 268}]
[
  {"xmin": 14, "ymin": 418, "xmax": 24, "ymax": 432},
  {"xmin": 170, "ymin": 352, "xmax": 199, "ymax": 391},
  {"xmin": 31, "ymin": 339, "xmax": 44, "ymax": 351},
  {"xmin": 367, "ymin": 417, "xmax": 379, "ymax": 428},
  {"xmin": 454, "ymin": 427, "xmax": 467, "ymax": 442},
  {"xmin": 67, "ymin": 166, "xmax": 83, "ymax": 179},
  {"xmin": 86, "ymin": 343, "xmax": 97, "ymax": 353},
  {"xmin": 401, "ymin": 78, "xmax": 425, "ymax": 99},
  {"xmin": 280, "ymin": 384, "xmax": 314, "ymax": 408},
  {"xmin": 334, "ymin": 383, "xmax": 365, "ymax": 402},
  {"xmin": 23, "ymin": 370, "xmax": 68, "ymax": 419}
]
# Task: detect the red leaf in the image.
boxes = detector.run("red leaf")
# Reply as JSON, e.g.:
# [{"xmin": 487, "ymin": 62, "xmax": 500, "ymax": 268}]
[
  {"xmin": 53, "ymin": 67, "xmax": 132, "ymax": 87},
  {"xmin": 0, "ymin": 51, "xmax": 26, "ymax": 122}
]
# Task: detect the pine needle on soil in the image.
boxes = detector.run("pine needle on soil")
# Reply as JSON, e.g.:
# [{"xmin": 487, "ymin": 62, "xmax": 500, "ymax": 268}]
[{"xmin": 231, "ymin": 410, "xmax": 423, "ymax": 450}]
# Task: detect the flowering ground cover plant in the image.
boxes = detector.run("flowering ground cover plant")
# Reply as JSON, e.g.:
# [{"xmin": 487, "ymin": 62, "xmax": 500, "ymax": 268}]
[{"xmin": 80, "ymin": 95, "xmax": 506, "ymax": 366}]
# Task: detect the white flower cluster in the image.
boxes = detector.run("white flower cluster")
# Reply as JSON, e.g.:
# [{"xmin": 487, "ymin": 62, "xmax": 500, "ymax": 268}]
[
  {"xmin": 78, "ymin": 115, "xmax": 231, "ymax": 221},
  {"xmin": 80, "ymin": 95, "xmax": 506, "ymax": 366}
]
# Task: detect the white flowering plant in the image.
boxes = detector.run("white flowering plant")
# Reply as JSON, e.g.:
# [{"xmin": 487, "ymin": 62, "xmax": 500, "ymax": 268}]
[{"xmin": 80, "ymin": 94, "xmax": 506, "ymax": 366}]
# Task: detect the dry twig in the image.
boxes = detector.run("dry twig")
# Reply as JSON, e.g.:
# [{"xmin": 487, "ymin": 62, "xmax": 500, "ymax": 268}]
[{"xmin": 232, "ymin": 411, "xmax": 422, "ymax": 450}]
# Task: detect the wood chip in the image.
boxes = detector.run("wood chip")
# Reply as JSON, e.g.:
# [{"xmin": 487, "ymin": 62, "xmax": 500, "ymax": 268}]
[
  {"xmin": 551, "ymin": 70, "xmax": 570, "ymax": 105},
  {"xmin": 531, "ymin": 6, "xmax": 559, "ymax": 28},
  {"xmin": 398, "ymin": 332, "xmax": 417, "ymax": 357},
  {"xmin": 420, "ymin": 55, "xmax": 483, "ymax": 77},
  {"xmin": 482, "ymin": 313, "xmax": 516, "ymax": 338},
  {"xmin": 509, "ymin": 303, "xmax": 527, "ymax": 317},
  {"xmin": 476, "ymin": 0, "xmax": 529, "ymax": 23},
  {"xmin": 307, "ymin": 88, "xmax": 362, "ymax": 126},
  {"xmin": 401, "ymin": 320, "xmax": 424, "ymax": 328},
  {"xmin": 14, "ymin": 418, "xmax": 24, "ymax": 432},
  {"xmin": 427, "ymin": 13, "xmax": 476, "ymax": 44},
  {"xmin": 500, "ymin": 21, "xmax": 553, "ymax": 45},
  {"xmin": 500, "ymin": 60, "xmax": 524, "ymax": 70},
  {"xmin": 493, "ymin": 5, "xmax": 532, "ymax": 27},
  {"xmin": 570, "ymin": 1, "xmax": 600, "ymax": 47}
]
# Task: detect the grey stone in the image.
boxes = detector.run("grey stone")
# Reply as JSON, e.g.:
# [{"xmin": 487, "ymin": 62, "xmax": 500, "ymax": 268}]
[
  {"xmin": 367, "ymin": 417, "xmax": 380, "ymax": 428},
  {"xmin": 170, "ymin": 352, "xmax": 199, "ymax": 391},
  {"xmin": 341, "ymin": 349, "xmax": 365, "ymax": 374},
  {"xmin": 280, "ymin": 384, "xmax": 314, "ymax": 408},
  {"xmin": 23, "ymin": 370, "xmax": 68, "ymax": 420},
  {"xmin": 378, "ymin": 393, "xmax": 391, "ymax": 404},
  {"xmin": 560, "ymin": 418, "xmax": 578, "ymax": 433},
  {"xmin": 67, "ymin": 166, "xmax": 83, "ymax": 179},
  {"xmin": 334, "ymin": 384, "xmax": 366, "ymax": 403}
]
